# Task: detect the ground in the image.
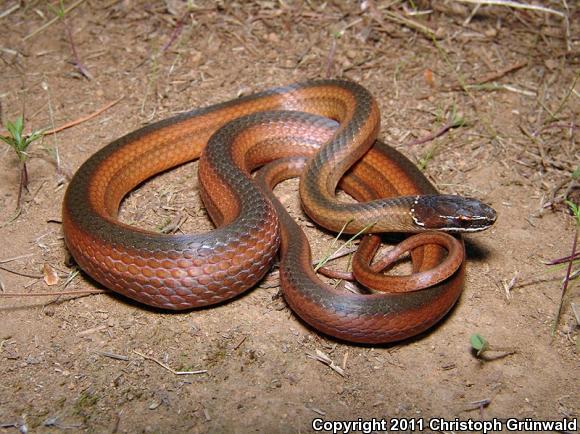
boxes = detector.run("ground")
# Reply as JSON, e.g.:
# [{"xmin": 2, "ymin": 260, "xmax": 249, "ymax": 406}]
[{"xmin": 0, "ymin": 1, "xmax": 578, "ymax": 433}]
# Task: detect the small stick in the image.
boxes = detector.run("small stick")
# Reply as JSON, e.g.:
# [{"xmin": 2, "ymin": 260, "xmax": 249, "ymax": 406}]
[
  {"xmin": 380, "ymin": 10, "xmax": 437, "ymax": 39},
  {"xmin": 552, "ymin": 225, "xmax": 578, "ymax": 336},
  {"xmin": 503, "ymin": 274, "xmax": 517, "ymax": 300},
  {"xmin": 463, "ymin": 2, "xmax": 481, "ymax": 25},
  {"xmin": 307, "ymin": 406, "xmax": 326, "ymax": 416},
  {"xmin": 133, "ymin": 350, "xmax": 207, "ymax": 375},
  {"xmin": 470, "ymin": 397, "xmax": 491, "ymax": 419},
  {"xmin": 202, "ymin": 407, "xmax": 211, "ymax": 421},
  {"xmin": 443, "ymin": 61, "xmax": 528, "ymax": 92},
  {"xmin": 342, "ymin": 351, "xmax": 349, "ymax": 371},
  {"xmin": 0, "ymin": 253, "xmax": 34, "ymax": 264},
  {"xmin": 453, "ymin": 0, "xmax": 565, "ymax": 17},
  {"xmin": 77, "ymin": 325, "xmax": 107, "ymax": 336},
  {"xmin": 306, "ymin": 349, "xmax": 345, "ymax": 377},
  {"xmin": 546, "ymin": 252, "xmax": 579, "ymax": 265},
  {"xmin": 42, "ymin": 96, "xmax": 124, "ymax": 135},
  {"xmin": 233, "ymin": 335, "xmax": 247, "ymax": 350},
  {"xmin": 475, "ymin": 61, "xmax": 528, "ymax": 84},
  {"xmin": 367, "ymin": 0, "xmax": 437, "ymax": 38},
  {"xmin": 314, "ymin": 246, "xmax": 358, "ymax": 266},
  {"xmin": 0, "ymin": 289, "xmax": 106, "ymax": 297},
  {"xmin": 403, "ymin": 121, "xmax": 457, "ymax": 147},
  {"xmin": 468, "ymin": 398, "xmax": 491, "ymax": 409},
  {"xmin": 61, "ymin": 10, "xmax": 92, "ymax": 80},
  {"xmin": 0, "ymin": 97, "xmax": 124, "ymax": 138},
  {"xmin": 0, "ymin": 265, "xmax": 42, "ymax": 279},
  {"xmin": 160, "ymin": 13, "xmax": 187, "ymax": 54},
  {"xmin": 511, "ymin": 274, "xmax": 563, "ymax": 289},
  {"xmin": 97, "ymin": 351, "xmax": 130, "ymax": 361},
  {"xmin": 0, "ymin": 3, "xmax": 19, "ymax": 20}
]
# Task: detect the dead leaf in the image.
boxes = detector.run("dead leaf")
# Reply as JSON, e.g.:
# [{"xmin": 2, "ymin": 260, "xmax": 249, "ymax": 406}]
[
  {"xmin": 424, "ymin": 68, "xmax": 436, "ymax": 89},
  {"xmin": 43, "ymin": 264, "xmax": 59, "ymax": 286}
]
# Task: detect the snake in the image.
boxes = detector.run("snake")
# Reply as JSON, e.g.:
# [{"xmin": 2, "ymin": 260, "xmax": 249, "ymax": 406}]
[
  {"xmin": 62, "ymin": 80, "xmax": 496, "ymax": 341},
  {"xmin": 251, "ymin": 113, "xmax": 468, "ymax": 342}
]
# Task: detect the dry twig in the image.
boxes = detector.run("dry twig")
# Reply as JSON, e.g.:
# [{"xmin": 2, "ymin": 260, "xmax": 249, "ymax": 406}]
[
  {"xmin": 442, "ymin": 61, "xmax": 528, "ymax": 92},
  {"xmin": 454, "ymin": 0, "xmax": 565, "ymax": 18},
  {"xmin": 0, "ymin": 288, "xmax": 106, "ymax": 297},
  {"xmin": 42, "ymin": 96, "xmax": 124, "ymax": 135},
  {"xmin": 133, "ymin": 350, "xmax": 207, "ymax": 375},
  {"xmin": 306, "ymin": 349, "xmax": 345, "ymax": 376}
]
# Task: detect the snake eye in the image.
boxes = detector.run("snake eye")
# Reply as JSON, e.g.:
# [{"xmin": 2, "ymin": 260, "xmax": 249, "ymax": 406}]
[{"xmin": 411, "ymin": 195, "xmax": 496, "ymax": 232}]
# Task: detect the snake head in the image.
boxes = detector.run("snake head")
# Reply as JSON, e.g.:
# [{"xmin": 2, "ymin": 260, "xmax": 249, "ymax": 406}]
[{"xmin": 411, "ymin": 195, "xmax": 497, "ymax": 232}]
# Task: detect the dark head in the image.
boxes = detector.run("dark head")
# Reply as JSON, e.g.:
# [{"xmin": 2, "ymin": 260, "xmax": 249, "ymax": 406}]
[{"xmin": 410, "ymin": 195, "xmax": 497, "ymax": 232}]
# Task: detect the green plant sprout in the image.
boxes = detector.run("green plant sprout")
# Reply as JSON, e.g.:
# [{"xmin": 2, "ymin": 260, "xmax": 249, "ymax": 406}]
[
  {"xmin": 0, "ymin": 116, "xmax": 44, "ymax": 212},
  {"xmin": 314, "ymin": 219, "xmax": 376, "ymax": 272},
  {"xmin": 470, "ymin": 333, "xmax": 489, "ymax": 357},
  {"xmin": 470, "ymin": 333, "xmax": 517, "ymax": 360},
  {"xmin": 551, "ymin": 200, "xmax": 579, "ymax": 336},
  {"xmin": 417, "ymin": 143, "xmax": 439, "ymax": 171},
  {"xmin": 48, "ymin": 0, "xmax": 67, "ymax": 18}
]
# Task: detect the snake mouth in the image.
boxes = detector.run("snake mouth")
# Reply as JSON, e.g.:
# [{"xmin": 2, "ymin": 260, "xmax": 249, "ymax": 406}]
[{"xmin": 410, "ymin": 195, "xmax": 497, "ymax": 232}]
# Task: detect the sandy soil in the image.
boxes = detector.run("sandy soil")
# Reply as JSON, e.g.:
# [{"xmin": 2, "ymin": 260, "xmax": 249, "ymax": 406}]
[{"xmin": 0, "ymin": 1, "xmax": 578, "ymax": 433}]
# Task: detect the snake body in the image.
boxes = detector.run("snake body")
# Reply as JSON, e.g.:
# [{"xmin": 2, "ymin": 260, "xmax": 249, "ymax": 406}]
[
  {"xmin": 62, "ymin": 80, "xmax": 496, "ymax": 341},
  {"xmin": 252, "ymin": 116, "xmax": 466, "ymax": 342}
]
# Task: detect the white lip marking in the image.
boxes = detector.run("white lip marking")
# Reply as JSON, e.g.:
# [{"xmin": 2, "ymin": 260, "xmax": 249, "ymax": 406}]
[
  {"xmin": 411, "ymin": 214, "xmax": 426, "ymax": 227},
  {"xmin": 442, "ymin": 226, "xmax": 489, "ymax": 233}
]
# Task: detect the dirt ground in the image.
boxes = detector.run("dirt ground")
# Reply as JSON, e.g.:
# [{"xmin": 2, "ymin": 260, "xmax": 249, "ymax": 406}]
[{"xmin": 0, "ymin": 1, "xmax": 578, "ymax": 433}]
